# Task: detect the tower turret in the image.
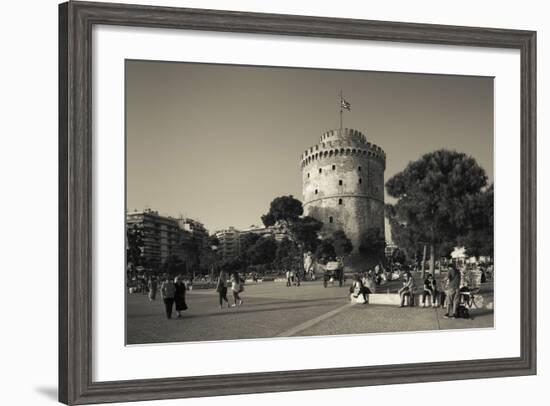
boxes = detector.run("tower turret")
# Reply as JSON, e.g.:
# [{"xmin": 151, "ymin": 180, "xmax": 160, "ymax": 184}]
[{"xmin": 301, "ymin": 128, "xmax": 386, "ymax": 269}]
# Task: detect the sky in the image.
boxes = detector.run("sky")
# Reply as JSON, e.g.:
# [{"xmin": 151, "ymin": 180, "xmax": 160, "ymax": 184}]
[{"xmin": 126, "ymin": 60, "xmax": 493, "ymax": 236}]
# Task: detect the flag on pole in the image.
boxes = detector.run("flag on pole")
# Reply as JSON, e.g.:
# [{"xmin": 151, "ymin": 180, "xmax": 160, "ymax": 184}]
[{"xmin": 341, "ymin": 99, "xmax": 351, "ymax": 111}]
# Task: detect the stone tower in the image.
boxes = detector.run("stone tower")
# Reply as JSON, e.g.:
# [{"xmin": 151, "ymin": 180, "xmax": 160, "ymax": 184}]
[{"xmin": 300, "ymin": 128, "xmax": 386, "ymax": 269}]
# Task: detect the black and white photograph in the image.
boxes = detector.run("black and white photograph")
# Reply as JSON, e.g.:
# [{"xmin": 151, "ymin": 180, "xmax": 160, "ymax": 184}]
[
  {"xmin": 125, "ymin": 60, "xmax": 495, "ymax": 345},
  {"xmin": 2, "ymin": 0, "xmax": 543, "ymax": 404}
]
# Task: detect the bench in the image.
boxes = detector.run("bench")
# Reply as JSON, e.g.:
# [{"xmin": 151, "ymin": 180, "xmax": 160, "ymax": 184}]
[
  {"xmin": 350, "ymin": 291, "xmax": 490, "ymax": 309},
  {"xmin": 350, "ymin": 292, "xmax": 437, "ymax": 306}
]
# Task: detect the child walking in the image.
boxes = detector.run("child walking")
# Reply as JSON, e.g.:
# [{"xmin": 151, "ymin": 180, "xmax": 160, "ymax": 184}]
[{"xmin": 231, "ymin": 272, "xmax": 244, "ymax": 307}]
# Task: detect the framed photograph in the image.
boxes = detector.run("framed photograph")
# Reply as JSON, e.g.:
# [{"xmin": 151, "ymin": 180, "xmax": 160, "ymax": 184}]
[{"xmin": 59, "ymin": 1, "xmax": 536, "ymax": 404}]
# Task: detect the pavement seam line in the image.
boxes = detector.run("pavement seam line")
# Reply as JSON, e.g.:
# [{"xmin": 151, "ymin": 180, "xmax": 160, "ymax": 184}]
[{"xmin": 276, "ymin": 302, "xmax": 353, "ymax": 337}]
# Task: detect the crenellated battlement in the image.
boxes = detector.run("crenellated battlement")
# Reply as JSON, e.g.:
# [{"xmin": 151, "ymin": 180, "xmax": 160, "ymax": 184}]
[
  {"xmin": 300, "ymin": 128, "xmax": 386, "ymax": 169},
  {"xmin": 320, "ymin": 128, "xmax": 368, "ymax": 144}
]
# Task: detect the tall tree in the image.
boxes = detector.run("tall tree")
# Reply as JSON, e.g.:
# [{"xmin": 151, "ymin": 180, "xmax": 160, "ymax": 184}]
[
  {"xmin": 386, "ymin": 149, "xmax": 490, "ymax": 277},
  {"xmin": 220, "ymin": 257, "xmax": 244, "ymax": 273},
  {"xmin": 358, "ymin": 227, "xmax": 386, "ymax": 266},
  {"xmin": 458, "ymin": 184, "xmax": 494, "ymax": 258},
  {"xmin": 274, "ymin": 237, "xmax": 295, "ymax": 270},
  {"xmin": 179, "ymin": 230, "xmax": 200, "ymax": 272},
  {"xmin": 160, "ymin": 255, "xmax": 186, "ymax": 277},
  {"xmin": 385, "ymin": 204, "xmax": 419, "ymax": 260},
  {"xmin": 208, "ymin": 235, "xmax": 220, "ymax": 247},
  {"xmin": 290, "ymin": 216, "xmax": 324, "ymax": 252},
  {"xmin": 315, "ymin": 239, "xmax": 336, "ymax": 264},
  {"xmin": 126, "ymin": 224, "xmax": 144, "ymax": 278},
  {"xmin": 390, "ymin": 247, "xmax": 407, "ymax": 265},
  {"xmin": 238, "ymin": 233, "xmax": 261, "ymax": 268},
  {"xmin": 261, "ymin": 195, "xmax": 303, "ymax": 226},
  {"xmin": 331, "ymin": 230, "xmax": 354, "ymax": 266},
  {"xmin": 248, "ymin": 236, "xmax": 278, "ymax": 266},
  {"xmin": 262, "ymin": 195, "xmax": 323, "ymax": 270},
  {"xmin": 199, "ymin": 234, "xmax": 221, "ymax": 277}
]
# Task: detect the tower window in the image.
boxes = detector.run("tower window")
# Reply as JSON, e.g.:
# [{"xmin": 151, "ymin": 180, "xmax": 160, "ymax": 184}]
[
  {"xmin": 338, "ymin": 180, "xmax": 343, "ymax": 186},
  {"xmin": 315, "ymin": 189, "xmax": 318, "ymax": 194},
  {"xmin": 307, "ymin": 173, "xmax": 310, "ymax": 178},
  {"xmin": 329, "ymin": 216, "xmax": 334, "ymax": 223},
  {"xmin": 332, "ymin": 165, "xmax": 336, "ymax": 170},
  {"xmin": 358, "ymin": 166, "xmax": 362, "ymax": 171},
  {"xmin": 359, "ymin": 178, "xmax": 362, "ymax": 184},
  {"xmin": 319, "ymin": 168, "xmax": 322, "ymax": 174},
  {"xmin": 338, "ymin": 199, "xmax": 343, "ymax": 205}
]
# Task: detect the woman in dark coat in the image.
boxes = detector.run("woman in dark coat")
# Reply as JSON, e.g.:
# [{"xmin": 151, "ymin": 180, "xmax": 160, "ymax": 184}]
[
  {"xmin": 174, "ymin": 275, "xmax": 188, "ymax": 319},
  {"xmin": 217, "ymin": 269, "xmax": 230, "ymax": 309}
]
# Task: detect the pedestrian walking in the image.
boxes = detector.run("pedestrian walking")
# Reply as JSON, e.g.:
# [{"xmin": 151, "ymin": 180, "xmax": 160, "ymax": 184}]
[
  {"xmin": 174, "ymin": 275, "xmax": 188, "ymax": 319},
  {"xmin": 138, "ymin": 275, "xmax": 147, "ymax": 294},
  {"xmin": 444, "ymin": 266, "xmax": 461, "ymax": 318},
  {"xmin": 231, "ymin": 272, "xmax": 244, "ymax": 307},
  {"xmin": 216, "ymin": 269, "xmax": 230, "ymax": 309},
  {"xmin": 285, "ymin": 268, "xmax": 291, "ymax": 287},
  {"xmin": 160, "ymin": 275, "xmax": 176, "ymax": 319},
  {"xmin": 147, "ymin": 277, "xmax": 157, "ymax": 301}
]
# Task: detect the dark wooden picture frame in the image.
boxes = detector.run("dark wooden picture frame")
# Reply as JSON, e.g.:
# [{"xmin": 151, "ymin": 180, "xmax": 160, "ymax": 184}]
[{"xmin": 59, "ymin": 1, "xmax": 536, "ymax": 404}]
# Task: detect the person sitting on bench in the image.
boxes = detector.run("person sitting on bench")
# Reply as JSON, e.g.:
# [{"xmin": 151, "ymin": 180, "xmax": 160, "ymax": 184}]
[
  {"xmin": 350, "ymin": 274, "xmax": 369, "ymax": 303},
  {"xmin": 422, "ymin": 273, "xmax": 438, "ymax": 307},
  {"xmin": 362, "ymin": 272, "xmax": 376, "ymax": 295},
  {"xmin": 399, "ymin": 272, "xmax": 416, "ymax": 307}
]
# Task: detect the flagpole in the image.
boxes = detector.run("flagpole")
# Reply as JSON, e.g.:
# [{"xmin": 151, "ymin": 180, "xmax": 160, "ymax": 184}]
[{"xmin": 339, "ymin": 90, "xmax": 343, "ymax": 134}]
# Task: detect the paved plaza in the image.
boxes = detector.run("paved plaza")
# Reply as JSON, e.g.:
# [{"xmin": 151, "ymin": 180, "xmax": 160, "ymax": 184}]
[{"xmin": 126, "ymin": 280, "xmax": 493, "ymax": 345}]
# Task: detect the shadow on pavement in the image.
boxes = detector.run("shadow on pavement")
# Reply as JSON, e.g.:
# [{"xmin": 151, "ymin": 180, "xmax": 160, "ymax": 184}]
[
  {"xmin": 179, "ymin": 301, "xmax": 349, "ymax": 320},
  {"xmin": 127, "ymin": 297, "xmax": 347, "ymax": 320},
  {"xmin": 468, "ymin": 308, "xmax": 495, "ymax": 319}
]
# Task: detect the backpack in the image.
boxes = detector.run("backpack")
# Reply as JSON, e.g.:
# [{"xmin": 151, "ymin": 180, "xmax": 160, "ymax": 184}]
[{"xmin": 457, "ymin": 304, "xmax": 470, "ymax": 319}]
